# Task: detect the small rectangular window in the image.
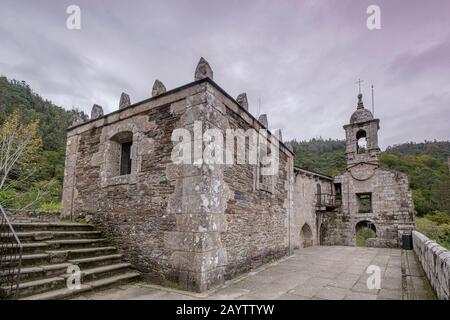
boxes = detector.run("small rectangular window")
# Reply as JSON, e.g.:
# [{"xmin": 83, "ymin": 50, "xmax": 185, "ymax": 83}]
[
  {"xmin": 357, "ymin": 193, "xmax": 372, "ymax": 213},
  {"xmin": 120, "ymin": 142, "xmax": 132, "ymax": 175}
]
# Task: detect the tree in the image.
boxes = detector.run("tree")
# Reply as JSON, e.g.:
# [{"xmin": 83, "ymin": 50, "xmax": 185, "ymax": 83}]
[{"xmin": 0, "ymin": 112, "xmax": 41, "ymax": 207}]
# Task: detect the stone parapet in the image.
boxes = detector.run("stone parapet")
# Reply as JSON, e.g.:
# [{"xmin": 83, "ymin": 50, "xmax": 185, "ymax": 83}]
[{"xmin": 412, "ymin": 230, "xmax": 450, "ymax": 300}]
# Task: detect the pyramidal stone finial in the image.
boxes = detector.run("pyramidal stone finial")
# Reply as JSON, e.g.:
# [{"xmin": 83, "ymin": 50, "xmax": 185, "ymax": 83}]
[
  {"xmin": 274, "ymin": 129, "xmax": 282, "ymax": 142},
  {"xmin": 119, "ymin": 92, "xmax": 131, "ymax": 109},
  {"xmin": 194, "ymin": 57, "xmax": 213, "ymax": 81},
  {"xmin": 152, "ymin": 80, "xmax": 167, "ymax": 97},
  {"xmin": 258, "ymin": 114, "xmax": 268, "ymax": 128},
  {"xmin": 91, "ymin": 104, "xmax": 104, "ymax": 119},
  {"xmin": 69, "ymin": 111, "xmax": 86, "ymax": 127},
  {"xmin": 236, "ymin": 93, "xmax": 248, "ymax": 111}
]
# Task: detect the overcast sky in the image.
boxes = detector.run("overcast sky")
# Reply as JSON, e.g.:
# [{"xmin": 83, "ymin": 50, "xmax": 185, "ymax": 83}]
[{"xmin": 1, "ymin": 0, "xmax": 449, "ymax": 149}]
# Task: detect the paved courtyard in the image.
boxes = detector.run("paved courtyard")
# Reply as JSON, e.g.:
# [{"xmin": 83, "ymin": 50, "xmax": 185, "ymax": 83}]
[{"xmin": 75, "ymin": 246, "xmax": 434, "ymax": 300}]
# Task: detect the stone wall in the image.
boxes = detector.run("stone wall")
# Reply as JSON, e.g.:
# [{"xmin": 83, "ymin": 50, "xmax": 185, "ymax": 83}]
[
  {"xmin": 62, "ymin": 78, "xmax": 294, "ymax": 292},
  {"xmin": 292, "ymin": 169, "xmax": 333, "ymax": 248},
  {"xmin": 412, "ymin": 231, "xmax": 450, "ymax": 300},
  {"xmin": 203, "ymin": 83, "xmax": 294, "ymax": 280},
  {"xmin": 329, "ymin": 166, "xmax": 415, "ymax": 247},
  {"xmin": 63, "ymin": 81, "xmax": 213, "ymax": 290}
]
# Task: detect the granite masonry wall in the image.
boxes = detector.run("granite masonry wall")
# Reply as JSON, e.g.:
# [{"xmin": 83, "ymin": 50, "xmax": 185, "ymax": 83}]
[
  {"xmin": 63, "ymin": 81, "xmax": 221, "ymax": 291},
  {"xmin": 292, "ymin": 169, "xmax": 333, "ymax": 248},
  {"xmin": 412, "ymin": 231, "xmax": 450, "ymax": 300},
  {"xmin": 329, "ymin": 166, "xmax": 415, "ymax": 247},
  {"xmin": 62, "ymin": 77, "xmax": 294, "ymax": 292},
  {"xmin": 202, "ymin": 83, "xmax": 295, "ymax": 280}
]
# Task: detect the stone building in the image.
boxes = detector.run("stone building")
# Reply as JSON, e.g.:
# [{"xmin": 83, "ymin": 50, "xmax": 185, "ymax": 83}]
[
  {"xmin": 292, "ymin": 167, "xmax": 334, "ymax": 248},
  {"xmin": 320, "ymin": 94, "xmax": 415, "ymax": 247},
  {"xmin": 62, "ymin": 58, "xmax": 415, "ymax": 292},
  {"xmin": 63, "ymin": 58, "xmax": 294, "ymax": 292}
]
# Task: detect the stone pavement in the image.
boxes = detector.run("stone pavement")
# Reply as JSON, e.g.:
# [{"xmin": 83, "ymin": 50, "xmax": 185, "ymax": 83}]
[{"xmin": 74, "ymin": 246, "xmax": 435, "ymax": 300}]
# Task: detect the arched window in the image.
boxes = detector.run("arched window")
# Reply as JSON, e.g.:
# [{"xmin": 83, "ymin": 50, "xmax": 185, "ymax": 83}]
[
  {"xmin": 110, "ymin": 131, "xmax": 133, "ymax": 176},
  {"xmin": 356, "ymin": 130, "xmax": 367, "ymax": 154}
]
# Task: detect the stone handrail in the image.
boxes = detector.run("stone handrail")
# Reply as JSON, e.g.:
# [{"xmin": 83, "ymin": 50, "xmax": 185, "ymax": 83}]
[{"xmin": 412, "ymin": 230, "xmax": 450, "ymax": 300}]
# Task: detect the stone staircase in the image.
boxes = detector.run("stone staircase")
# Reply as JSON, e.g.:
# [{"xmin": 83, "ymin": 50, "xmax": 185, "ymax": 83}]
[{"xmin": 0, "ymin": 221, "xmax": 140, "ymax": 300}]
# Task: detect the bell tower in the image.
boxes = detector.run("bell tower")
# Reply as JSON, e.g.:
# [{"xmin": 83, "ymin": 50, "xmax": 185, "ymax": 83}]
[{"xmin": 343, "ymin": 93, "xmax": 380, "ymax": 168}]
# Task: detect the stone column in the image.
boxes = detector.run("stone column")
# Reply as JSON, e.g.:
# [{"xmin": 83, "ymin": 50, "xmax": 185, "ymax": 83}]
[{"xmin": 165, "ymin": 84, "xmax": 229, "ymax": 292}]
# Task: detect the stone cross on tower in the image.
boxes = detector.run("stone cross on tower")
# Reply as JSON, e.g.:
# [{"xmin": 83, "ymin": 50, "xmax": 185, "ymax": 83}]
[
  {"xmin": 343, "ymin": 93, "xmax": 381, "ymax": 168},
  {"xmin": 356, "ymin": 79, "xmax": 364, "ymax": 94}
]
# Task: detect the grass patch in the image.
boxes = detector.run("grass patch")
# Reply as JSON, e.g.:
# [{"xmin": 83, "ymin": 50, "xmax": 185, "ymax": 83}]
[
  {"xmin": 412, "ymin": 252, "xmax": 437, "ymax": 300},
  {"xmin": 36, "ymin": 202, "xmax": 62, "ymax": 212}
]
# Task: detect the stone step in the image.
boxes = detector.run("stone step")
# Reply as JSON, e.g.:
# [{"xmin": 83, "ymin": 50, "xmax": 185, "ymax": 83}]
[
  {"xmin": 0, "ymin": 231, "xmax": 102, "ymax": 242},
  {"xmin": 1, "ymin": 239, "xmax": 109, "ymax": 254},
  {"xmin": 68, "ymin": 254, "xmax": 124, "ymax": 268},
  {"xmin": 5, "ymin": 246, "xmax": 117, "ymax": 267},
  {"xmin": 0, "ymin": 263, "xmax": 72, "ymax": 282},
  {"xmin": 21, "ymin": 272, "xmax": 141, "ymax": 300},
  {"xmin": 4, "ymin": 253, "xmax": 50, "ymax": 267},
  {"xmin": 3, "ymin": 221, "xmax": 140, "ymax": 300},
  {"xmin": 1, "ymin": 276, "xmax": 66, "ymax": 298},
  {"xmin": 2, "ymin": 222, "xmax": 95, "ymax": 232},
  {"xmin": 2, "ymin": 259, "xmax": 135, "ymax": 298},
  {"xmin": 1, "ymin": 242, "xmax": 48, "ymax": 254},
  {"xmin": 47, "ymin": 246, "xmax": 117, "ymax": 260},
  {"xmin": 62, "ymin": 263, "xmax": 133, "ymax": 282},
  {"xmin": 45, "ymin": 238, "xmax": 110, "ymax": 249}
]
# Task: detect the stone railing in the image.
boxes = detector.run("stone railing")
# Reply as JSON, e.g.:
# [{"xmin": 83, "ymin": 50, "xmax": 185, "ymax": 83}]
[{"xmin": 412, "ymin": 230, "xmax": 450, "ymax": 300}]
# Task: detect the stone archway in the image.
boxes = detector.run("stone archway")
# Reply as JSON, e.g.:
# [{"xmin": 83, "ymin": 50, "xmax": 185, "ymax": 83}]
[
  {"xmin": 355, "ymin": 220, "xmax": 377, "ymax": 247},
  {"xmin": 300, "ymin": 223, "xmax": 313, "ymax": 248}
]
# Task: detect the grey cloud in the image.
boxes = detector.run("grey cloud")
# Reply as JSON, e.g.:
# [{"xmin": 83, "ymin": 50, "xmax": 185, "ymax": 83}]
[{"xmin": 0, "ymin": 0, "xmax": 449, "ymax": 148}]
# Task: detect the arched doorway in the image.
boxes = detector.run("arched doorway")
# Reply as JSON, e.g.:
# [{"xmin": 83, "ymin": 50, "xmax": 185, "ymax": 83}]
[
  {"xmin": 319, "ymin": 223, "xmax": 327, "ymax": 245},
  {"xmin": 300, "ymin": 223, "xmax": 313, "ymax": 248},
  {"xmin": 355, "ymin": 220, "xmax": 377, "ymax": 247}
]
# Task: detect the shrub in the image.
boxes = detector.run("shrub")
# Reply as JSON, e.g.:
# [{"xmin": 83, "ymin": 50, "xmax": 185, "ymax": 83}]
[
  {"xmin": 356, "ymin": 227, "xmax": 377, "ymax": 247},
  {"xmin": 416, "ymin": 216, "xmax": 450, "ymax": 250}
]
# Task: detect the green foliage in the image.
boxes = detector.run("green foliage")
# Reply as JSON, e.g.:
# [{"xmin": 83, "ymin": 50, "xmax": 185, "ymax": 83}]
[
  {"xmin": 289, "ymin": 138, "xmax": 346, "ymax": 176},
  {"xmin": 0, "ymin": 76, "xmax": 87, "ymax": 211},
  {"xmin": 386, "ymin": 141, "xmax": 450, "ymax": 162},
  {"xmin": 37, "ymin": 202, "xmax": 63, "ymax": 213},
  {"xmin": 380, "ymin": 152, "xmax": 449, "ymax": 216},
  {"xmin": 426, "ymin": 211, "xmax": 450, "ymax": 225},
  {"xmin": 416, "ymin": 215, "xmax": 450, "ymax": 250},
  {"xmin": 356, "ymin": 227, "xmax": 377, "ymax": 247}
]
